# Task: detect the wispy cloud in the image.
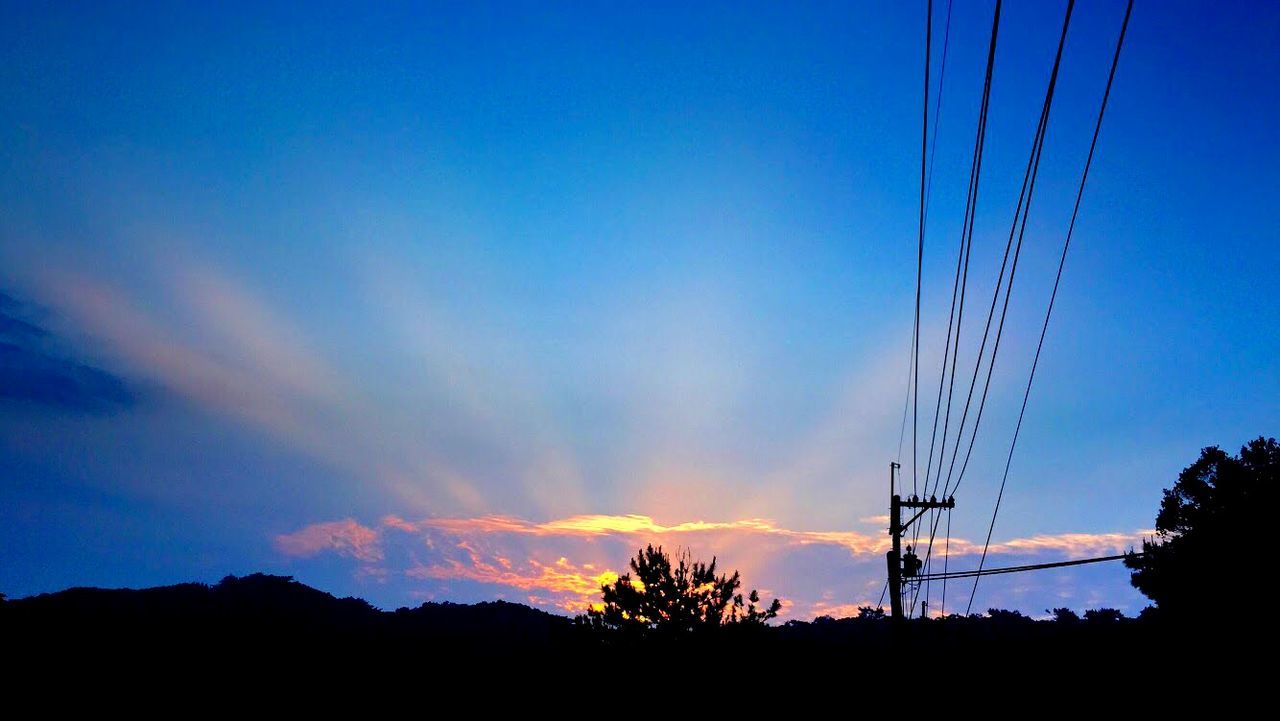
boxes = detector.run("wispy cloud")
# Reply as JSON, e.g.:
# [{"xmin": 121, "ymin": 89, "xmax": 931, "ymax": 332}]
[
  {"xmin": 176, "ymin": 269, "xmax": 344, "ymax": 405},
  {"xmin": 29, "ymin": 261, "xmax": 593, "ymax": 520},
  {"xmin": 19, "ymin": 251, "xmax": 947, "ymax": 535},
  {"xmin": 0, "ymin": 290, "xmax": 135, "ymax": 413}
]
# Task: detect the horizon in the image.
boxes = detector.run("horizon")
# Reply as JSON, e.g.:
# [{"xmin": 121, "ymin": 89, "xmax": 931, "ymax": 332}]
[
  {"xmin": 0, "ymin": 568, "xmax": 1142, "ymax": 621},
  {"xmin": 2, "ymin": 0, "xmax": 1277, "ymax": 620}
]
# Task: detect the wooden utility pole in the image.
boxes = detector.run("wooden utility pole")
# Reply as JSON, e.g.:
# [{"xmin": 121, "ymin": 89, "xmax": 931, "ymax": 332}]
[
  {"xmin": 887, "ymin": 464, "xmax": 903, "ymax": 620},
  {"xmin": 887, "ymin": 462, "xmax": 954, "ymax": 622}
]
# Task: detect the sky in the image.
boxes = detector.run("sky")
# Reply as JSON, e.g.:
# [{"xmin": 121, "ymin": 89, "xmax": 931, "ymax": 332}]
[{"xmin": 1, "ymin": 0, "xmax": 1277, "ymax": 619}]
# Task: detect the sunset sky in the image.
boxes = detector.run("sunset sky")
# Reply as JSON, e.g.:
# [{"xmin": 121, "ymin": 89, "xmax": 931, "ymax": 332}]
[{"xmin": 2, "ymin": 1, "xmax": 1277, "ymax": 618}]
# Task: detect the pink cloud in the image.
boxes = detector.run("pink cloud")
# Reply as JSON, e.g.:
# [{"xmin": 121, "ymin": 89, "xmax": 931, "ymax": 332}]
[
  {"xmin": 275, "ymin": 519, "xmax": 383, "ymax": 563},
  {"xmin": 381, "ymin": 515, "xmax": 419, "ymax": 533},
  {"xmin": 405, "ymin": 542, "xmax": 617, "ymax": 612}
]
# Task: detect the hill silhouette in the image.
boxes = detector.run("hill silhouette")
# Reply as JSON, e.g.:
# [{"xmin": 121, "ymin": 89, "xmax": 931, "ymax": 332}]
[
  {"xmin": 3, "ymin": 573, "xmax": 571, "ymax": 659},
  {"xmin": 2, "ymin": 572, "xmax": 1248, "ymax": 678}
]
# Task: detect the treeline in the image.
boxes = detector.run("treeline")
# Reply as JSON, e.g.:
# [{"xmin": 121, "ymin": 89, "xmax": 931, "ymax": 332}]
[{"xmin": 1, "ymin": 573, "xmax": 1222, "ymax": 665}]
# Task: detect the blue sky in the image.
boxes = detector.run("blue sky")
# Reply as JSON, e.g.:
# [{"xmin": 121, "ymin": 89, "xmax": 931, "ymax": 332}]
[{"xmin": 1, "ymin": 0, "xmax": 1276, "ymax": 617}]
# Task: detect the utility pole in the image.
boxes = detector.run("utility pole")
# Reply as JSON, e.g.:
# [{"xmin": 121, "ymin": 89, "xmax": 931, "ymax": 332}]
[
  {"xmin": 887, "ymin": 463, "xmax": 903, "ymax": 621},
  {"xmin": 887, "ymin": 461, "xmax": 954, "ymax": 622}
]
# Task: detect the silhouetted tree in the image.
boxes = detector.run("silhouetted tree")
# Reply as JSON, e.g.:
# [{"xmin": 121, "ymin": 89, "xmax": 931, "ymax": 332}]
[
  {"xmin": 1083, "ymin": 608, "xmax": 1125, "ymax": 624},
  {"xmin": 986, "ymin": 608, "xmax": 1029, "ymax": 623},
  {"xmin": 1125, "ymin": 436, "xmax": 1277, "ymax": 616},
  {"xmin": 856, "ymin": 606, "xmax": 886, "ymax": 620},
  {"xmin": 1048, "ymin": 607, "xmax": 1080, "ymax": 624},
  {"xmin": 582, "ymin": 544, "xmax": 781, "ymax": 634}
]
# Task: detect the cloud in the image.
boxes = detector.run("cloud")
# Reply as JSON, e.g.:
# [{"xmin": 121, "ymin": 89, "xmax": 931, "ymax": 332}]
[
  {"xmin": 808, "ymin": 601, "xmax": 874, "ymax": 619},
  {"xmin": 32, "ymin": 268, "xmax": 419, "ymax": 495},
  {"xmin": 0, "ymin": 291, "xmax": 135, "ymax": 413},
  {"xmin": 406, "ymin": 544, "xmax": 617, "ymax": 606},
  {"xmin": 979, "ymin": 531, "xmax": 1145, "ymax": 557},
  {"xmin": 381, "ymin": 515, "xmax": 419, "ymax": 533},
  {"xmin": 387, "ymin": 513, "xmax": 884, "ymax": 554},
  {"xmin": 278, "ymin": 512, "xmax": 1152, "ymax": 618},
  {"xmin": 0, "ymin": 292, "xmax": 48, "ymax": 339},
  {"xmin": 29, "ymin": 264, "xmax": 574, "ymax": 520},
  {"xmin": 176, "ymin": 269, "xmax": 343, "ymax": 404},
  {"xmin": 275, "ymin": 519, "xmax": 384, "ymax": 563}
]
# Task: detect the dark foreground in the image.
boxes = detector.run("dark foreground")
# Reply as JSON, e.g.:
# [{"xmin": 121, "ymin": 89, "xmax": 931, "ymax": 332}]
[{"xmin": 1, "ymin": 573, "xmax": 1253, "ymax": 690}]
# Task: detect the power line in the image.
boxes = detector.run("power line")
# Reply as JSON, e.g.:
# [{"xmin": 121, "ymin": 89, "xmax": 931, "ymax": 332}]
[
  {"xmin": 912, "ymin": 1, "xmax": 993, "ymax": 594},
  {"xmin": 921, "ymin": 245, "xmax": 965, "ymax": 498},
  {"xmin": 919, "ymin": 0, "xmax": 958, "ymax": 496},
  {"xmin": 911, "ymin": 4, "xmax": 952, "ymax": 581},
  {"xmin": 896, "ymin": 333, "xmax": 915, "ymax": 464},
  {"xmin": 909, "ymin": 0, "xmax": 1003, "ymax": 614},
  {"xmin": 923, "ymin": 0, "xmax": 1001, "ymax": 500},
  {"xmin": 922, "ymin": 0, "xmax": 954, "ymax": 231},
  {"xmin": 918, "ymin": 553, "xmax": 1136, "ymax": 583},
  {"xmin": 916, "ymin": 0, "xmax": 1073, "ymax": 605},
  {"xmin": 967, "ymin": 0, "xmax": 1134, "ymax": 615},
  {"xmin": 912, "ymin": 0, "xmax": 933, "ymax": 498},
  {"xmin": 940, "ymin": 0, "xmax": 1075, "ymax": 503}
]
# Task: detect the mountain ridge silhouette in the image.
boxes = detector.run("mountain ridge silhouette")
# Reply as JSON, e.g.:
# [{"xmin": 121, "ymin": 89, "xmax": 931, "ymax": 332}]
[{"xmin": 1, "ymin": 570, "xmax": 1251, "ymax": 683}]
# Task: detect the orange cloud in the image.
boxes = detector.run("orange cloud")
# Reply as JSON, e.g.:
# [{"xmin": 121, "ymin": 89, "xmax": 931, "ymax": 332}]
[
  {"xmin": 277, "ymin": 512, "xmax": 1151, "ymax": 618},
  {"xmin": 808, "ymin": 602, "xmax": 870, "ymax": 619},
  {"xmin": 397, "ymin": 513, "xmax": 886, "ymax": 555},
  {"xmin": 406, "ymin": 541, "xmax": 618, "ymax": 611}
]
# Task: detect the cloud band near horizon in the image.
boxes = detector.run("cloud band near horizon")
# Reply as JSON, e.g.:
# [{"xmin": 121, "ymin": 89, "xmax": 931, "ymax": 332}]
[{"xmin": 276, "ymin": 513, "xmax": 1153, "ymax": 618}]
